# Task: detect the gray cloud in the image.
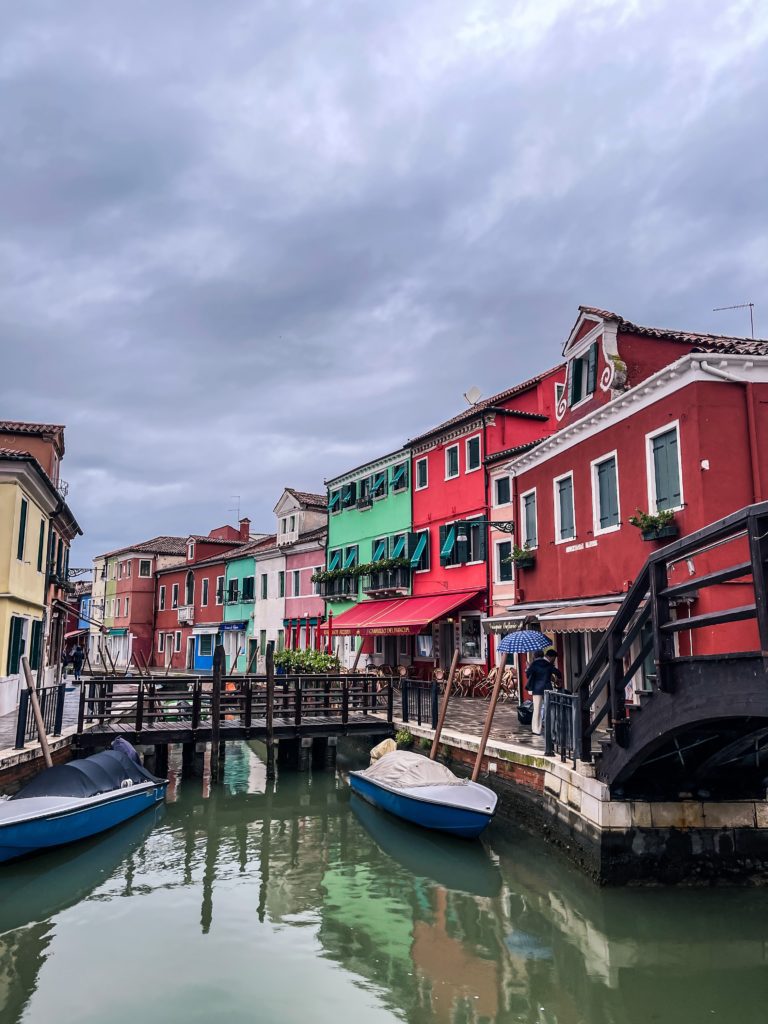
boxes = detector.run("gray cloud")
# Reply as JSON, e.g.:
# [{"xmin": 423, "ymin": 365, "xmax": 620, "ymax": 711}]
[{"xmin": 1, "ymin": 0, "xmax": 766, "ymax": 563}]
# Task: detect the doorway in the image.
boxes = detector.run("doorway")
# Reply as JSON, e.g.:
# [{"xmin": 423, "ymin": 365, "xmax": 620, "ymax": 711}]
[
  {"xmin": 439, "ymin": 622, "xmax": 455, "ymax": 670},
  {"xmin": 186, "ymin": 636, "xmax": 195, "ymax": 670},
  {"xmin": 383, "ymin": 637, "xmax": 398, "ymax": 668}
]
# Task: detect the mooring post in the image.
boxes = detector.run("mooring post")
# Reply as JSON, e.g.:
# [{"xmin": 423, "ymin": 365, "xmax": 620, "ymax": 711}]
[
  {"xmin": 210, "ymin": 644, "xmax": 224, "ymax": 783},
  {"xmin": 265, "ymin": 640, "xmax": 275, "ymax": 779},
  {"xmin": 471, "ymin": 653, "xmax": 508, "ymax": 782},
  {"xmin": 430, "ymin": 650, "xmax": 460, "ymax": 760}
]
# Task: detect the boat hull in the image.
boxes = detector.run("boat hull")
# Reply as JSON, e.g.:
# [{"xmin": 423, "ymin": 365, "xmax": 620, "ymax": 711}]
[
  {"xmin": 349, "ymin": 773, "xmax": 493, "ymax": 839},
  {"xmin": 0, "ymin": 782, "xmax": 167, "ymax": 864}
]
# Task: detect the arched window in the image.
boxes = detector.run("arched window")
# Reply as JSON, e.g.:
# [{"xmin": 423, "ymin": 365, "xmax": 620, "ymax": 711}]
[{"xmin": 185, "ymin": 570, "xmax": 194, "ymax": 607}]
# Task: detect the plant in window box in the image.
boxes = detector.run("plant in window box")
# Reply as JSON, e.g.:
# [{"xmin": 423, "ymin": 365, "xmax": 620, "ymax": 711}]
[
  {"xmin": 508, "ymin": 544, "xmax": 535, "ymax": 569},
  {"xmin": 628, "ymin": 508, "xmax": 679, "ymax": 541}
]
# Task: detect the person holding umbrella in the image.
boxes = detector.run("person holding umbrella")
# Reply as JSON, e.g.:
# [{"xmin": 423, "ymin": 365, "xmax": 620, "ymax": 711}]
[{"xmin": 525, "ymin": 649, "xmax": 562, "ymax": 735}]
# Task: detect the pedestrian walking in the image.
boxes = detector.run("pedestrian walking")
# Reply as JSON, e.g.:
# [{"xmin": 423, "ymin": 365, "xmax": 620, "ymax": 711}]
[
  {"xmin": 525, "ymin": 649, "xmax": 563, "ymax": 735},
  {"xmin": 71, "ymin": 643, "xmax": 85, "ymax": 682}
]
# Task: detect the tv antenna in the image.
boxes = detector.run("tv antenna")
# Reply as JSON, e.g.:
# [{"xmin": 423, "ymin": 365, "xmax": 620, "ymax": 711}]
[
  {"xmin": 463, "ymin": 385, "xmax": 482, "ymax": 406},
  {"xmin": 229, "ymin": 495, "xmax": 241, "ymax": 521},
  {"xmin": 713, "ymin": 302, "xmax": 755, "ymax": 339}
]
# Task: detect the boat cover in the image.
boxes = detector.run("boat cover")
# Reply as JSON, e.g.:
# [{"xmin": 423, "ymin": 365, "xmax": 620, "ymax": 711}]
[
  {"xmin": 10, "ymin": 750, "xmax": 161, "ymax": 801},
  {"xmin": 358, "ymin": 750, "xmax": 467, "ymax": 789}
]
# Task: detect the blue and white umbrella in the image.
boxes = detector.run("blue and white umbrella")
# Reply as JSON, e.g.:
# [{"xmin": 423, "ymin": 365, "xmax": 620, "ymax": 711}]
[{"xmin": 497, "ymin": 629, "xmax": 552, "ymax": 654}]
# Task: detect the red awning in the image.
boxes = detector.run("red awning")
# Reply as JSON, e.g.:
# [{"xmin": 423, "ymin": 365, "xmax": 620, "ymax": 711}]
[
  {"xmin": 64, "ymin": 628, "xmax": 89, "ymax": 639},
  {"xmin": 322, "ymin": 591, "xmax": 481, "ymax": 636},
  {"xmin": 537, "ymin": 603, "xmax": 621, "ymax": 634}
]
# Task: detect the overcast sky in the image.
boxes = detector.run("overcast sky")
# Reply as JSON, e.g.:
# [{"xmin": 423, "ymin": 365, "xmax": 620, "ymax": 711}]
[{"xmin": 2, "ymin": 0, "xmax": 767, "ymax": 565}]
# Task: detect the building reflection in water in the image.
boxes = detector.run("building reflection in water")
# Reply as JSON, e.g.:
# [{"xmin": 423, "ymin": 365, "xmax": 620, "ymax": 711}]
[{"xmin": 1, "ymin": 741, "xmax": 767, "ymax": 1024}]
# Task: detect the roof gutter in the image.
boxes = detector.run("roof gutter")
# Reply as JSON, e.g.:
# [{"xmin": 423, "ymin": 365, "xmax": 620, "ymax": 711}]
[{"xmin": 698, "ymin": 360, "xmax": 763, "ymax": 503}]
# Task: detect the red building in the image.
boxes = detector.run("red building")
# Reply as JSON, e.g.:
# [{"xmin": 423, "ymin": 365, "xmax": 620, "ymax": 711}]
[
  {"xmin": 496, "ymin": 306, "xmax": 768, "ymax": 689},
  {"xmin": 407, "ymin": 368, "xmax": 565, "ymax": 672},
  {"xmin": 153, "ymin": 522, "xmax": 250, "ymax": 671}
]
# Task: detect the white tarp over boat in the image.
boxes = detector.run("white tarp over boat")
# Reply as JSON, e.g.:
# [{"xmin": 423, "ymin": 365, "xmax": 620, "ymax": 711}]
[{"xmin": 359, "ymin": 750, "xmax": 467, "ymax": 789}]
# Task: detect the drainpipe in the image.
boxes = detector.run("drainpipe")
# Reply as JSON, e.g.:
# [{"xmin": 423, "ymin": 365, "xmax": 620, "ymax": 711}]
[{"xmin": 699, "ymin": 361, "xmax": 763, "ymax": 503}]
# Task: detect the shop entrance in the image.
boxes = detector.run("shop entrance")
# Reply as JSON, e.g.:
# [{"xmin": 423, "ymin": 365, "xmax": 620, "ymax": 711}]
[{"xmin": 439, "ymin": 622, "xmax": 455, "ymax": 670}]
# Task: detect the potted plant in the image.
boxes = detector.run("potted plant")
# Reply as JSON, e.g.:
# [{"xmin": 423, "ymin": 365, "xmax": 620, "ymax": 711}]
[
  {"xmin": 628, "ymin": 508, "xmax": 679, "ymax": 541},
  {"xmin": 509, "ymin": 543, "xmax": 536, "ymax": 569}
]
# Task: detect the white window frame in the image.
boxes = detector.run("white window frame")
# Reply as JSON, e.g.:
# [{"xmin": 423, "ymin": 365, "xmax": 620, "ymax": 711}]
[
  {"xmin": 174, "ymin": 631, "xmax": 182, "ymax": 653},
  {"xmin": 124, "ymin": 597, "xmax": 130, "ymax": 617},
  {"xmin": 126, "ymin": 561, "xmax": 132, "ymax": 578},
  {"xmin": 645, "ymin": 420, "xmax": 684, "ymax": 513},
  {"xmin": 313, "ymin": 566, "xmax": 322, "ymax": 595},
  {"xmin": 159, "ymin": 586, "xmax": 166, "ymax": 611},
  {"xmin": 553, "ymin": 471, "xmax": 576, "ymax": 545},
  {"xmin": 215, "ymin": 575, "xmax": 224, "ymax": 605},
  {"xmin": 555, "ymin": 381, "xmax": 565, "ymax": 407},
  {"xmin": 158, "ymin": 632, "xmax": 165, "ymax": 653},
  {"xmin": 458, "ymin": 612, "xmax": 484, "ymax": 664},
  {"xmin": 445, "ymin": 444, "xmax": 460, "ymax": 480},
  {"xmin": 519, "ymin": 487, "xmax": 538, "ymax": 550},
  {"xmin": 465, "ymin": 433, "xmax": 482, "ymax": 474},
  {"xmin": 494, "ymin": 538, "xmax": 514, "ymax": 584},
  {"xmin": 292, "ymin": 569, "xmax": 301, "ymax": 596},
  {"xmin": 493, "ymin": 473, "xmax": 512, "ymax": 508},
  {"xmin": 591, "ymin": 450, "xmax": 622, "ymax": 536},
  {"xmin": 201, "ymin": 578, "xmax": 209, "ymax": 607},
  {"xmin": 139, "ymin": 559, "xmax": 152, "ymax": 577},
  {"xmin": 172, "ymin": 583, "xmax": 179, "ymax": 609},
  {"xmin": 187, "ymin": 542, "xmax": 195, "ymax": 560},
  {"xmin": 415, "ymin": 457, "xmax": 428, "ymax": 491},
  {"xmin": 412, "ymin": 527, "xmax": 430, "ymax": 574}
]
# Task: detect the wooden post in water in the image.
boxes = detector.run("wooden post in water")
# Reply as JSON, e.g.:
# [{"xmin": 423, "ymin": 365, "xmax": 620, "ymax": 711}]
[
  {"xmin": 471, "ymin": 653, "xmax": 508, "ymax": 782},
  {"xmin": 351, "ymin": 637, "xmax": 364, "ymax": 673},
  {"xmin": 430, "ymin": 650, "xmax": 460, "ymax": 760},
  {"xmin": 21, "ymin": 656, "xmax": 53, "ymax": 768},
  {"xmin": 265, "ymin": 640, "xmax": 275, "ymax": 779},
  {"xmin": 210, "ymin": 644, "xmax": 224, "ymax": 783},
  {"xmin": 244, "ymin": 642, "xmax": 259, "ymax": 676}
]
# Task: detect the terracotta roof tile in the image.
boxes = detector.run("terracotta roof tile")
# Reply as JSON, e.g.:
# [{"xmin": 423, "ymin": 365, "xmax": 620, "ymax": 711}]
[
  {"xmin": 0, "ymin": 446, "xmax": 33, "ymax": 459},
  {"xmin": 578, "ymin": 305, "xmax": 768, "ymax": 353},
  {"xmin": 285, "ymin": 487, "xmax": 327, "ymax": 510},
  {"xmin": 0, "ymin": 420, "xmax": 65, "ymax": 435},
  {"xmin": 484, "ymin": 440, "xmax": 543, "ymax": 465}
]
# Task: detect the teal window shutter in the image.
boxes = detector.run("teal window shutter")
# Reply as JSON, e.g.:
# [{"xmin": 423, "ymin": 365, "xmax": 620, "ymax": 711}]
[
  {"xmin": 372, "ymin": 538, "xmax": 387, "ymax": 561},
  {"xmin": 409, "ymin": 532, "xmax": 427, "ymax": 568},
  {"xmin": 371, "ymin": 472, "xmax": 387, "ymax": 496},
  {"xmin": 653, "ymin": 428, "xmax": 681, "ymax": 511},
  {"xmin": 327, "ymin": 550, "xmax": 341, "ymax": 571},
  {"xmin": 597, "ymin": 457, "xmax": 619, "ymax": 528},
  {"xmin": 329, "ymin": 490, "xmax": 341, "ymax": 511},
  {"xmin": 17, "ymin": 498, "xmax": 28, "ymax": 560},
  {"xmin": 390, "ymin": 535, "xmax": 406, "ymax": 558},
  {"xmin": 586, "ymin": 342, "xmax": 598, "ymax": 394},
  {"xmin": 558, "ymin": 477, "xmax": 575, "ymax": 540},
  {"xmin": 440, "ymin": 525, "xmax": 456, "ymax": 563},
  {"xmin": 343, "ymin": 546, "xmax": 358, "ymax": 569},
  {"xmin": 392, "ymin": 463, "xmax": 408, "ymax": 489}
]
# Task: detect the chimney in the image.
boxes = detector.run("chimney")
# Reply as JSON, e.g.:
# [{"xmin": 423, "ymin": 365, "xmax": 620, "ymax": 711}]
[{"xmin": 239, "ymin": 517, "xmax": 251, "ymax": 541}]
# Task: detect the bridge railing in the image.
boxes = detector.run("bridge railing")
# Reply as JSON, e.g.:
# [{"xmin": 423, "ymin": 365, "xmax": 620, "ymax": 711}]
[
  {"xmin": 544, "ymin": 691, "xmax": 581, "ymax": 766},
  {"xmin": 399, "ymin": 678, "xmax": 439, "ymax": 730},
  {"xmin": 76, "ymin": 674, "xmax": 395, "ymax": 733},
  {"xmin": 575, "ymin": 500, "xmax": 768, "ymax": 761}
]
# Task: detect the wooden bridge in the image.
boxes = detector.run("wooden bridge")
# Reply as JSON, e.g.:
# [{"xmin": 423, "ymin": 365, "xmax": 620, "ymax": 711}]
[{"xmin": 570, "ymin": 501, "xmax": 768, "ymax": 798}]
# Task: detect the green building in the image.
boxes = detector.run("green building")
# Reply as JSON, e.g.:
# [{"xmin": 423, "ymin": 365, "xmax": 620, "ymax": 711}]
[{"xmin": 324, "ymin": 448, "xmax": 412, "ymax": 667}]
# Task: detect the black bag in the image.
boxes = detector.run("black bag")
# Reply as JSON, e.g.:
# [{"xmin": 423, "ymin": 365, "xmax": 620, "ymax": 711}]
[{"xmin": 517, "ymin": 699, "xmax": 534, "ymax": 726}]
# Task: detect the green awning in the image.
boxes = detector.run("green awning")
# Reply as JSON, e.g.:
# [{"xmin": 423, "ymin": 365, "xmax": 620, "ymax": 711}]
[
  {"xmin": 409, "ymin": 532, "xmax": 427, "ymax": 567},
  {"xmin": 108, "ymin": 628, "xmax": 128, "ymax": 636}
]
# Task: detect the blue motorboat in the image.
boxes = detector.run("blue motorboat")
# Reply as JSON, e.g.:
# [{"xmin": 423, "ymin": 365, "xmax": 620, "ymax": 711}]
[
  {"xmin": 349, "ymin": 750, "xmax": 497, "ymax": 839},
  {"xmin": 0, "ymin": 747, "xmax": 167, "ymax": 864}
]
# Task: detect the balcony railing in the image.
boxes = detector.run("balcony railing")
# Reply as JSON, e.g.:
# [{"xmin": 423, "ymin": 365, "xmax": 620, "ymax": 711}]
[
  {"xmin": 361, "ymin": 566, "xmax": 411, "ymax": 595},
  {"xmin": 317, "ymin": 577, "xmax": 358, "ymax": 599},
  {"xmin": 178, "ymin": 605, "xmax": 194, "ymax": 624},
  {"xmin": 356, "ymin": 495, "xmax": 373, "ymax": 510}
]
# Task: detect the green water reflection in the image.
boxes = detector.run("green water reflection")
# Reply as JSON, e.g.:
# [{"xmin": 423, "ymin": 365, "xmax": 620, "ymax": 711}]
[{"xmin": 1, "ymin": 741, "xmax": 767, "ymax": 1024}]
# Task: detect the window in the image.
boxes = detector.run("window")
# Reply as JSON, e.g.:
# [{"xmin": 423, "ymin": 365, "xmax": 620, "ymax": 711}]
[
  {"xmin": 555, "ymin": 474, "xmax": 576, "ymax": 542},
  {"xmin": 139, "ymin": 559, "xmax": 152, "ymax": 577},
  {"xmin": 278, "ymin": 629, "xmax": 285, "ymax": 651},
  {"xmin": 278, "ymin": 571, "xmax": 285, "ymax": 597},
  {"xmin": 118, "ymin": 562, "xmax": 123, "ymax": 579},
  {"xmin": 6, "ymin": 616, "xmax": 24, "ymax": 675},
  {"xmin": 445, "ymin": 445, "xmax": 459, "ymax": 479},
  {"xmin": 496, "ymin": 540, "xmax": 513, "ymax": 582},
  {"xmin": 172, "ymin": 584, "xmax": 179, "ymax": 609},
  {"xmin": 158, "ymin": 632, "xmax": 165, "ymax": 653},
  {"xmin": 391, "ymin": 462, "xmax": 409, "ymax": 492},
  {"xmin": 329, "ymin": 489, "xmax": 341, "ymax": 514},
  {"xmin": 228, "ymin": 578, "xmax": 239, "ymax": 603},
  {"xmin": 459, "ymin": 615, "xmax": 483, "ymax": 661},
  {"xmin": 409, "ymin": 530, "xmax": 430, "ymax": 572},
  {"xmin": 185, "ymin": 570, "xmax": 194, "ymax": 606},
  {"xmin": 17, "ymin": 497, "xmax": 28, "ymax": 560},
  {"xmin": 327, "ymin": 548, "xmax": 342, "ymax": 571},
  {"xmin": 648, "ymin": 424, "xmax": 682, "ymax": 511},
  {"xmin": 260, "ymin": 574, "xmax": 268, "ymax": 599},
  {"xmin": 216, "ymin": 576, "xmax": 224, "ymax": 604},
  {"xmin": 126, "ymin": 561, "xmax": 132, "ymax": 578},
  {"xmin": 343, "ymin": 546, "xmax": 358, "ymax": 570},
  {"xmin": 242, "ymin": 576, "xmax": 255, "ymax": 601},
  {"xmin": 439, "ymin": 523, "xmax": 458, "ymax": 566},
  {"xmin": 159, "ymin": 585, "xmax": 166, "ymax": 611},
  {"xmin": 341, "ymin": 482, "xmax": 357, "ymax": 508},
  {"xmin": 521, "ymin": 490, "xmax": 538, "ymax": 548},
  {"xmin": 390, "ymin": 533, "xmax": 407, "ymax": 558},
  {"xmin": 124, "ymin": 597, "xmax": 130, "ymax": 617},
  {"xmin": 568, "ymin": 342, "xmax": 598, "ymax": 407},
  {"xmin": 495, "ymin": 475, "xmax": 511, "ymax": 506},
  {"xmin": 199, "ymin": 634, "xmax": 213, "ymax": 657},
  {"xmin": 593, "ymin": 454, "xmax": 620, "ymax": 532},
  {"xmin": 37, "ymin": 519, "xmax": 46, "ymax": 572},
  {"xmin": 372, "ymin": 536, "xmax": 388, "ymax": 561},
  {"xmin": 174, "ymin": 631, "xmax": 181, "ymax": 652},
  {"xmin": 358, "ymin": 477, "xmax": 371, "ymax": 504},
  {"xmin": 460, "ymin": 518, "xmax": 487, "ymax": 563},
  {"xmin": 465, "ymin": 435, "xmax": 481, "ymax": 473},
  {"xmin": 313, "ymin": 566, "xmax": 322, "ymax": 595},
  {"xmin": 555, "ymin": 381, "xmax": 565, "ymax": 407},
  {"xmin": 292, "ymin": 570, "xmax": 300, "ymax": 596},
  {"xmin": 259, "ymin": 630, "xmax": 267, "ymax": 653},
  {"xmin": 188, "ymin": 542, "xmax": 195, "ymax": 559},
  {"xmin": 415, "ymin": 457, "xmax": 428, "ymax": 490},
  {"xmin": 374, "ymin": 636, "xmax": 384, "ymax": 655},
  {"xmin": 202, "ymin": 578, "xmax": 209, "ymax": 606},
  {"xmin": 416, "ymin": 633, "xmax": 433, "ymax": 658},
  {"xmin": 280, "ymin": 518, "xmax": 287, "ymax": 534},
  {"xmin": 371, "ymin": 471, "xmax": 387, "ymax": 500},
  {"xmin": 289, "ymin": 515, "xmax": 296, "ymax": 531}
]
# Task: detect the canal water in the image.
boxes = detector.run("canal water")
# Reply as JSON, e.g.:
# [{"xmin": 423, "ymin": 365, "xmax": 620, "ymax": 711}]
[{"xmin": 1, "ymin": 742, "xmax": 767, "ymax": 1024}]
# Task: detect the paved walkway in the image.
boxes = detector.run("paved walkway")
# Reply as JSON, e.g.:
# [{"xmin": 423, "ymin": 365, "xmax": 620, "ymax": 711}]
[
  {"xmin": 0, "ymin": 682, "xmax": 81, "ymax": 752},
  {"xmin": 435, "ymin": 696, "xmax": 546, "ymax": 751}
]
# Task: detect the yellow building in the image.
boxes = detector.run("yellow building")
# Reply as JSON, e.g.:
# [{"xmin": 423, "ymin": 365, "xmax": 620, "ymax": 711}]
[{"xmin": 0, "ymin": 441, "xmax": 81, "ymax": 715}]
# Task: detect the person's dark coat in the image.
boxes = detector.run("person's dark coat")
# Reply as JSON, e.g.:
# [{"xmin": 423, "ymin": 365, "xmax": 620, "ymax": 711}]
[
  {"xmin": 525, "ymin": 657, "xmax": 562, "ymax": 696},
  {"xmin": 72, "ymin": 648, "xmax": 85, "ymax": 668}
]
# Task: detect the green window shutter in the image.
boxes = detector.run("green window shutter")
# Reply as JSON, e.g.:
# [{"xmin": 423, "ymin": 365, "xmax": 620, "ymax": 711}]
[
  {"xmin": 598, "ymin": 458, "xmax": 619, "ymax": 528},
  {"xmin": 653, "ymin": 429, "xmax": 681, "ymax": 511},
  {"xmin": 477, "ymin": 520, "xmax": 487, "ymax": 562},
  {"xmin": 37, "ymin": 520, "xmax": 46, "ymax": 572},
  {"xmin": 329, "ymin": 491, "xmax": 341, "ymax": 511},
  {"xmin": 343, "ymin": 547, "xmax": 358, "ymax": 570},
  {"xmin": 558, "ymin": 477, "xmax": 575, "ymax": 540},
  {"xmin": 499, "ymin": 541, "xmax": 513, "ymax": 582},
  {"xmin": 392, "ymin": 463, "xmax": 408, "ymax": 489},
  {"xmin": 454, "ymin": 522, "xmax": 469, "ymax": 563},
  {"xmin": 17, "ymin": 497, "xmax": 28, "ymax": 560},
  {"xmin": 327, "ymin": 550, "xmax": 341, "ymax": 571},
  {"xmin": 568, "ymin": 359, "xmax": 583, "ymax": 407},
  {"xmin": 390, "ymin": 535, "xmax": 406, "ymax": 558},
  {"xmin": 29, "ymin": 619, "xmax": 42, "ymax": 670},
  {"xmin": 586, "ymin": 342, "xmax": 598, "ymax": 394},
  {"xmin": 524, "ymin": 494, "xmax": 537, "ymax": 546},
  {"xmin": 372, "ymin": 538, "xmax": 387, "ymax": 561},
  {"xmin": 409, "ymin": 532, "xmax": 427, "ymax": 568},
  {"xmin": 372, "ymin": 472, "xmax": 387, "ymax": 496},
  {"xmin": 6, "ymin": 617, "xmax": 24, "ymax": 675},
  {"xmin": 440, "ymin": 525, "xmax": 456, "ymax": 565}
]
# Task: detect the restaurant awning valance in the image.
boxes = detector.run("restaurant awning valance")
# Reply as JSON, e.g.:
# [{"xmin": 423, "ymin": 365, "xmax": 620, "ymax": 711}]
[
  {"xmin": 108, "ymin": 628, "xmax": 128, "ymax": 636},
  {"xmin": 321, "ymin": 590, "xmax": 480, "ymax": 636},
  {"xmin": 537, "ymin": 603, "xmax": 621, "ymax": 633}
]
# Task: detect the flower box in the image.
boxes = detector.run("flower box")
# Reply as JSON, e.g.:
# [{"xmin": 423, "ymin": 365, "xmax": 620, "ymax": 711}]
[
  {"xmin": 641, "ymin": 524, "xmax": 680, "ymax": 542},
  {"xmin": 513, "ymin": 554, "xmax": 536, "ymax": 569}
]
